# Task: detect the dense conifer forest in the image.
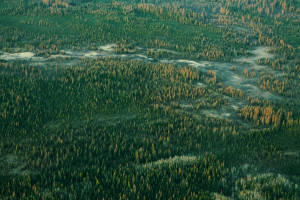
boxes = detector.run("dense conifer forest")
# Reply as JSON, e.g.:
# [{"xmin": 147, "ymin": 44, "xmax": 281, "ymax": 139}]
[{"xmin": 0, "ymin": 0, "xmax": 299, "ymax": 199}]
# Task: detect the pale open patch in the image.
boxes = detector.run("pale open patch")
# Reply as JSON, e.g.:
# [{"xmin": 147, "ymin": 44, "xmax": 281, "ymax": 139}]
[
  {"xmin": 127, "ymin": 54, "xmax": 154, "ymax": 61},
  {"xmin": 235, "ymin": 171, "xmax": 298, "ymax": 200},
  {"xmin": 48, "ymin": 54, "xmax": 72, "ymax": 59},
  {"xmin": 196, "ymin": 82, "xmax": 206, "ymax": 88},
  {"xmin": 134, "ymin": 54, "xmax": 148, "ymax": 59},
  {"xmin": 0, "ymin": 45, "xmax": 283, "ymax": 103},
  {"xmin": 148, "ymin": 48, "xmax": 179, "ymax": 55},
  {"xmin": 236, "ymin": 47, "xmax": 273, "ymax": 63},
  {"xmin": 214, "ymin": 164, "xmax": 300, "ymax": 200},
  {"xmin": 212, "ymin": 193, "xmax": 233, "ymax": 200},
  {"xmin": 283, "ymin": 151, "xmax": 299, "ymax": 157},
  {"xmin": 181, "ymin": 103, "xmax": 192, "ymax": 108},
  {"xmin": 83, "ymin": 51, "xmax": 100, "ymax": 57},
  {"xmin": 232, "ymin": 74, "xmax": 242, "ymax": 82},
  {"xmin": 177, "ymin": 59, "xmax": 204, "ymax": 68},
  {"xmin": 0, "ymin": 52, "xmax": 35, "ymax": 60},
  {"xmin": 138, "ymin": 155, "xmax": 199, "ymax": 170},
  {"xmin": 99, "ymin": 44, "xmax": 116, "ymax": 52},
  {"xmin": 252, "ymin": 47, "xmax": 274, "ymax": 60},
  {"xmin": 0, "ymin": 154, "xmax": 32, "ymax": 176},
  {"xmin": 236, "ymin": 47, "xmax": 274, "ymax": 71},
  {"xmin": 233, "ymin": 26, "xmax": 249, "ymax": 33},
  {"xmin": 231, "ymin": 105, "xmax": 240, "ymax": 111},
  {"xmin": 203, "ymin": 110, "xmax": 232, "ymax": 119},
  {"xmin": 237, "ymin": 190, "xmax": 265, "ymax": 200},
  {"xmin": 160, "ymin": 59, "xmax": 211, "ymax": 68},
  {"xmin": 242, "ymin": 83, "xmax": 281, "ymax": 100}
]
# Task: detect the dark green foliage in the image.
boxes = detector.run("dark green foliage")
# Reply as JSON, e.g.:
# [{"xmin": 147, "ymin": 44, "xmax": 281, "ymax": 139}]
[{"xmin": 0, "ymin": 0, "xmax": 299, "ymax": 199}]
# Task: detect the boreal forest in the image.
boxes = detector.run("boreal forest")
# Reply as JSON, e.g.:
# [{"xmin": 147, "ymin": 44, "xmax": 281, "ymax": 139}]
[{"xmin": 0, "ymin": 0, "xmax": 300, "ymax": 199}]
